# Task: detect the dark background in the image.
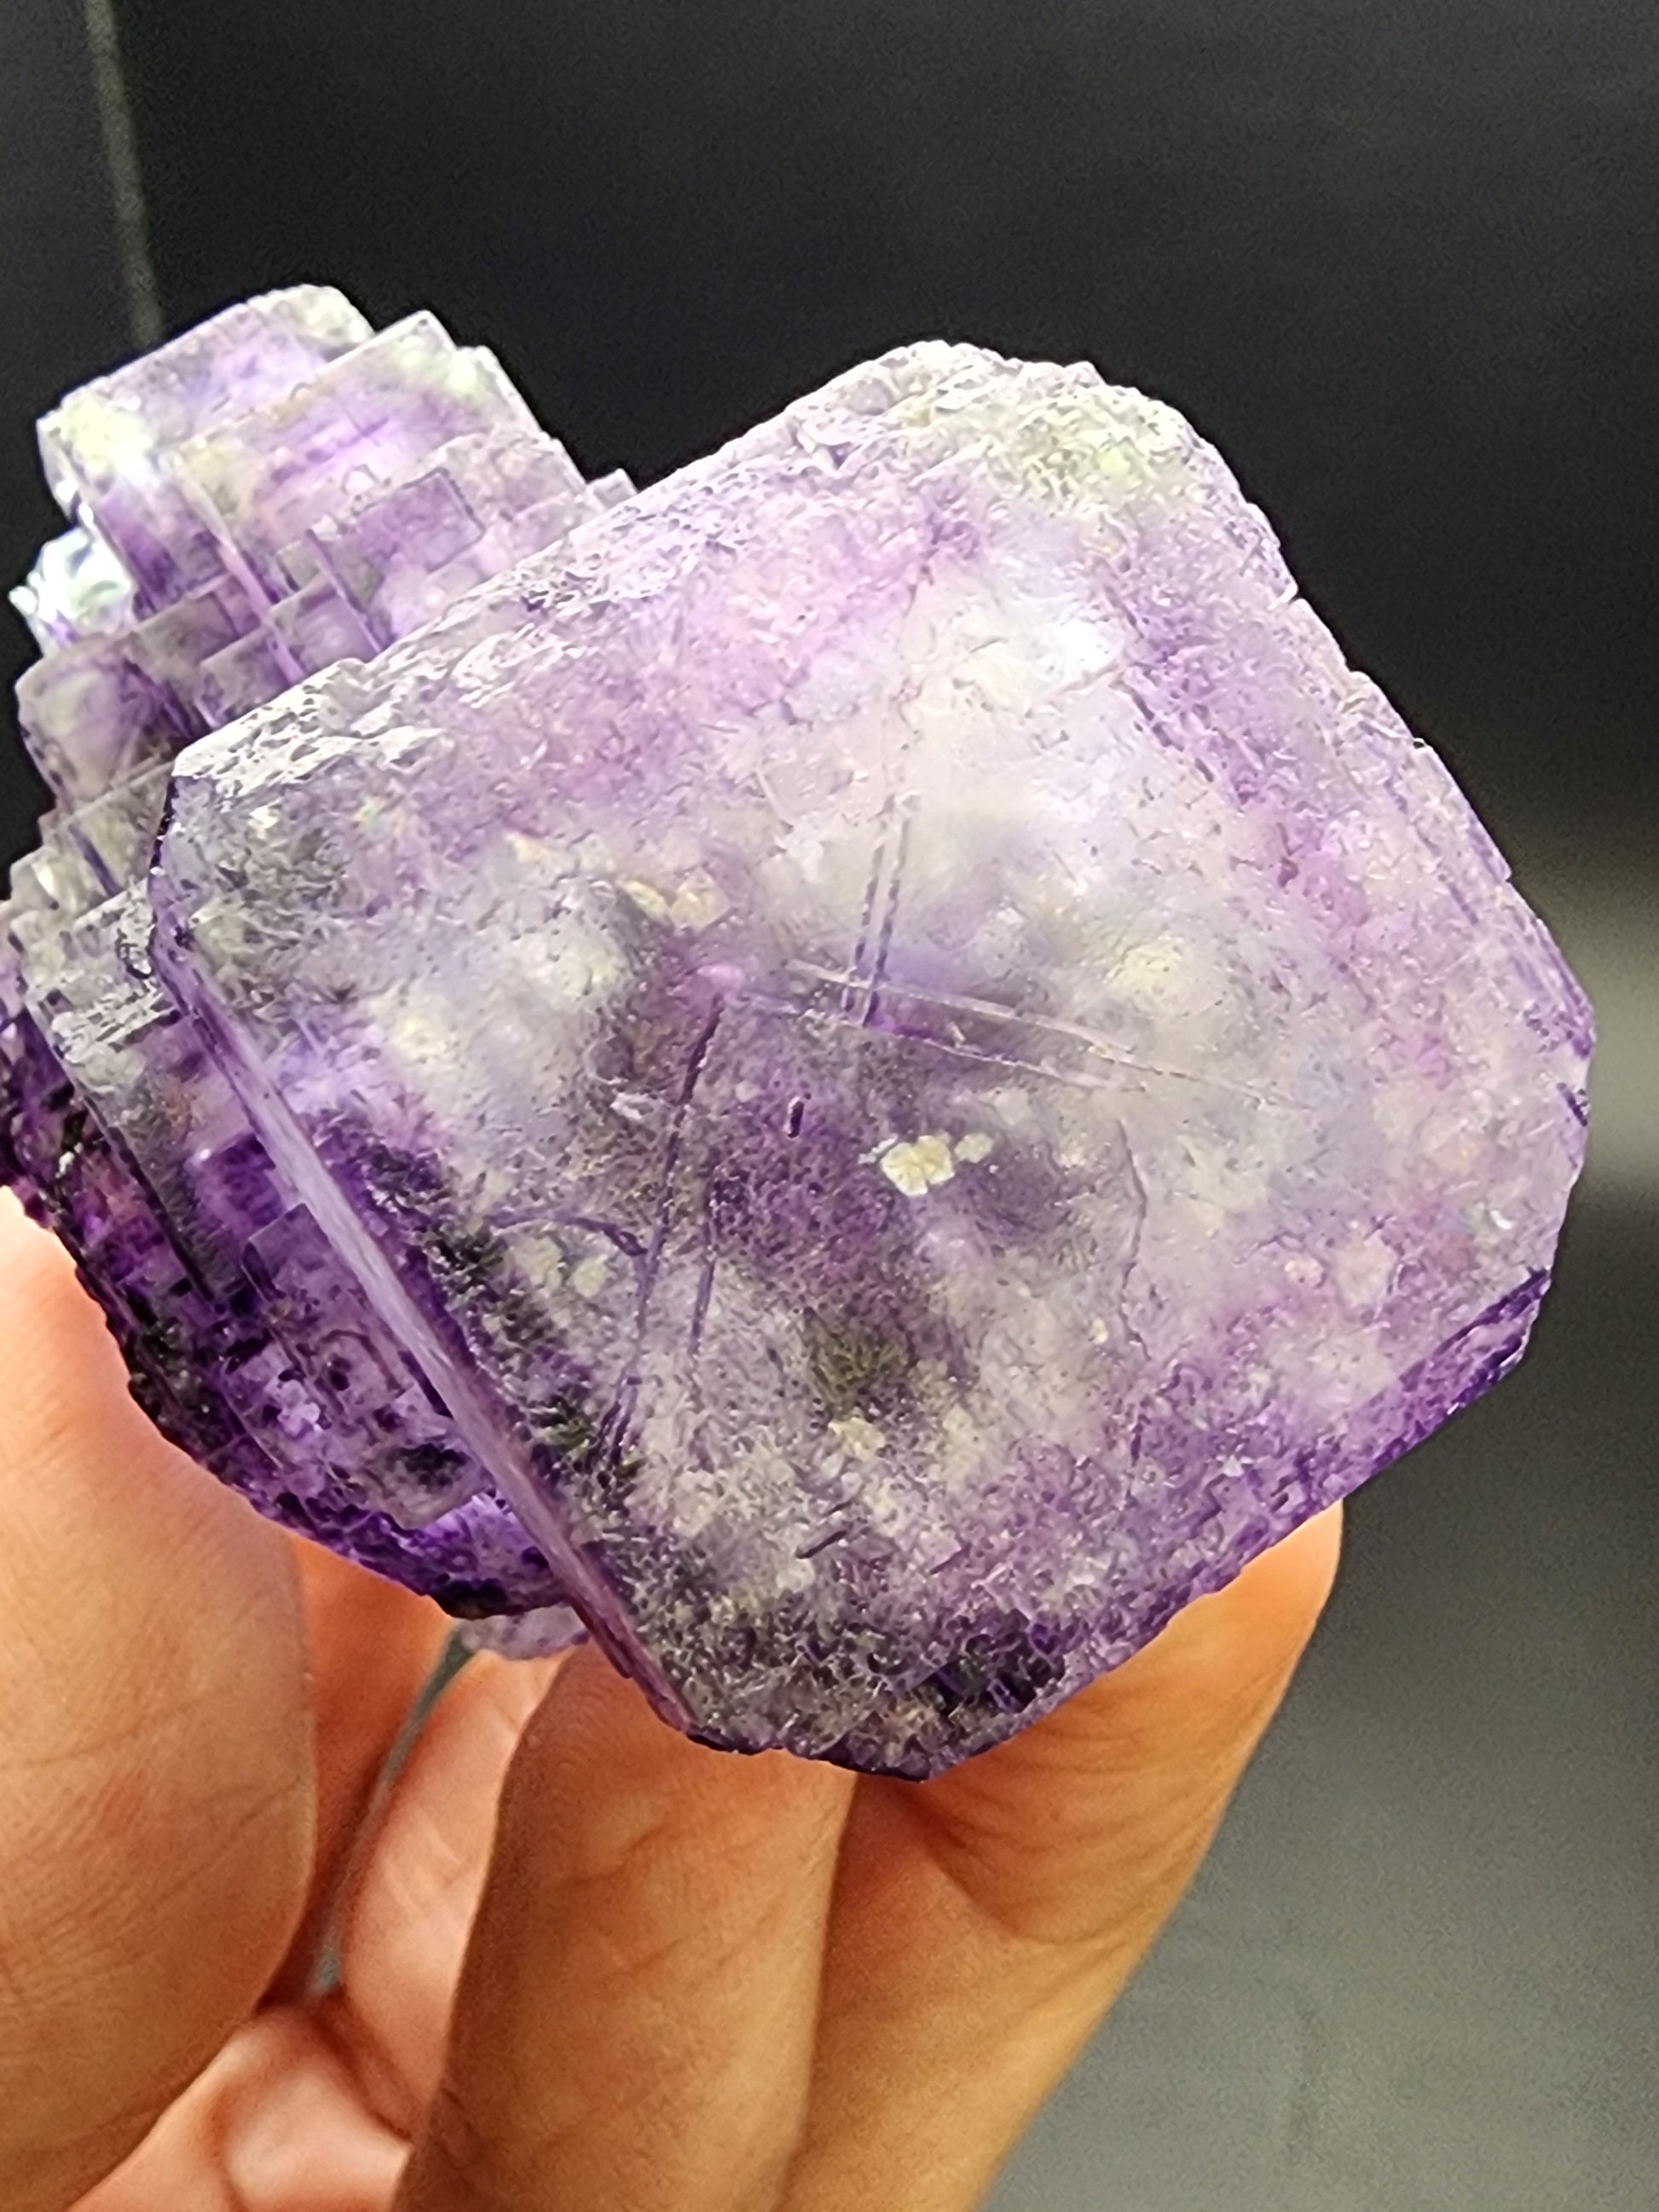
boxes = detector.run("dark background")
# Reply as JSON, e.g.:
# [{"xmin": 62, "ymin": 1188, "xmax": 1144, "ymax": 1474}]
[{"xmin": 3, "ymin": 4, "xmax": 1656, "ymax": 2205}]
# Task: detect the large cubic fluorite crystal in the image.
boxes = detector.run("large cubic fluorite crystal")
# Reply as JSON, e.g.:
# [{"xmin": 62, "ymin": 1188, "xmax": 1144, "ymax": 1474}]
[{"xmin": 1, "ymin": 289, "xmax": 1591, "ymax": 1774}]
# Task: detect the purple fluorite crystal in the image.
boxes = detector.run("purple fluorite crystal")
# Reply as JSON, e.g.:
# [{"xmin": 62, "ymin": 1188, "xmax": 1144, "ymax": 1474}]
[{"xmin": 2, "ymin": 290, "xmax": 1591, "ymax": 1774}]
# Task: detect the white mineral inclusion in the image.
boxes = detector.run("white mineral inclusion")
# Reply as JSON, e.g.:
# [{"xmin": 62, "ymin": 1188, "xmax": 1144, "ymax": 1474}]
[{"xmin": 879, "ymin": 1134, "xmax": 957, "ymax": 1196}]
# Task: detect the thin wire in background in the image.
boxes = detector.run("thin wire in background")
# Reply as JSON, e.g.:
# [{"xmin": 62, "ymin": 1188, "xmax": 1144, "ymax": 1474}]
[{"xmin": 82, "ymin": 0, "xmax": 163, "ymax": 349}]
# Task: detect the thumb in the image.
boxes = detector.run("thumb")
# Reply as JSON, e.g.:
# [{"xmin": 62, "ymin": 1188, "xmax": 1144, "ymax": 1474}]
[{"xmin": 0, "ymin": 1195, "xmax": 315, "ymax": 2211}]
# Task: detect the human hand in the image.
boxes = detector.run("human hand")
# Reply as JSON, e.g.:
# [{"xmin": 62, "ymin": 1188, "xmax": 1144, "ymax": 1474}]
[{"xmin": 0, "ymin": 1190, "xmax": 1340, "ymax": 2212}]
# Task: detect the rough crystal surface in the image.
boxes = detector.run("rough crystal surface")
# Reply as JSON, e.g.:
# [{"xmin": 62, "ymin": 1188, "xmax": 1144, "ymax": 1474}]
[{"xmin": 2, "ymin": 290, "xmax": 1592, "ymax": 1774}]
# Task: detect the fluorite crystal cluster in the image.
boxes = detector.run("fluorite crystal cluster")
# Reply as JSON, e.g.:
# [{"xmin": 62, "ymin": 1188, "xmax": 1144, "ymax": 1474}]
[{"xmin": 1, "ymin": 289, "xmax": 1591, "ymax": 1774}]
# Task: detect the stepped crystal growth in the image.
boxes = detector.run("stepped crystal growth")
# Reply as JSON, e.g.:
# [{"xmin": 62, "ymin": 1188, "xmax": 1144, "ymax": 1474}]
[{"xmin": 1, "ymin": 289, "xmax": 1591, "ymax": 1774}]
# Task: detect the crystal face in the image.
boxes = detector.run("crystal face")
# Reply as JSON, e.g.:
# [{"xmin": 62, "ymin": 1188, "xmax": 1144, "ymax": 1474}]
[{"xmin": 2, "ymin": 290, "xmax": 1592, "ymax": 1775}]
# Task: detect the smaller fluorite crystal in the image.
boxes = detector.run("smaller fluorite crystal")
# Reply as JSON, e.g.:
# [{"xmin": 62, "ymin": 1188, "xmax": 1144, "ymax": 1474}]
[{"xmin": 2, "ymin": 290, "xmax": 1591, "ymax": 1775}]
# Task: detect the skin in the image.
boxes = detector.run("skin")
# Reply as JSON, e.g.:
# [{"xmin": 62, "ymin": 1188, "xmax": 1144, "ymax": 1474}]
[{"xmin": 0, "ymin": 1189, "xmax": 1341, "ymax": 2212}]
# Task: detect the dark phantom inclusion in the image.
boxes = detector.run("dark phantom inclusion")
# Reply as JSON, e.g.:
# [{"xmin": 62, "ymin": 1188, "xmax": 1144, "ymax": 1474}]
[{"xmin": 1, "ymin": 288, "xmax": 1591, "ymax": 1775}]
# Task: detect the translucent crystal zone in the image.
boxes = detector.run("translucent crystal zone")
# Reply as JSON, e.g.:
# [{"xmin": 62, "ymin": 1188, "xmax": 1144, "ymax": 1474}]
[
  {"xmin": 3, "ymin": 305, "xmax": 1592, "ymax": 1778},
  {"xmin": 1, "ymin": 286, "xmax": 632, "ymax": 1640}
]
